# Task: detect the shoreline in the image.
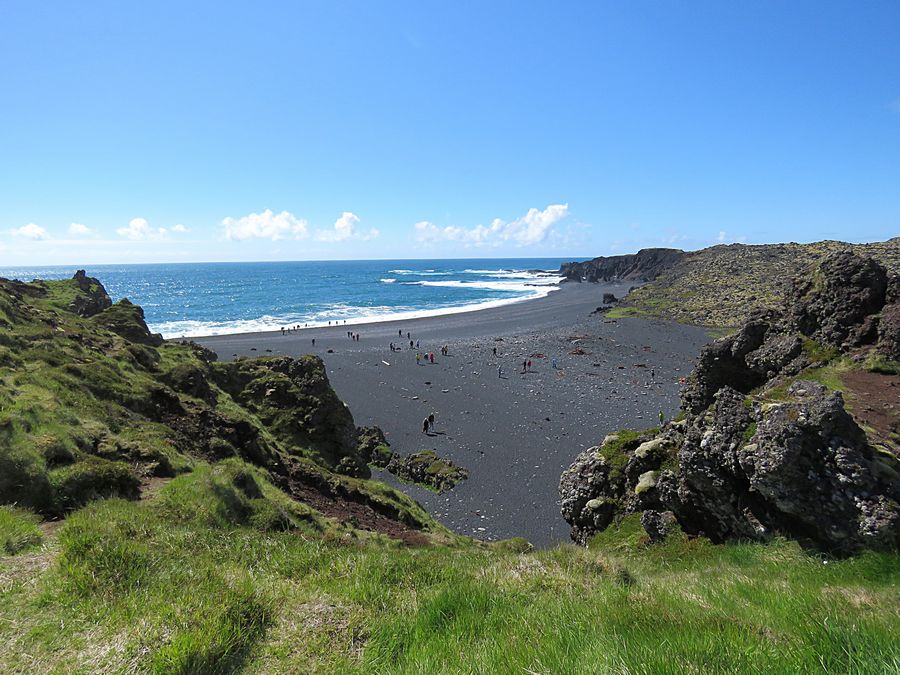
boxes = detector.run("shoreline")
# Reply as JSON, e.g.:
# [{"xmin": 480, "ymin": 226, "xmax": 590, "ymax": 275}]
[
  {"xmin": 161, "ymin": 279, "xmax": 563, "ymax": 340},
  {"xmin": 196, "ymin": 282, "xmax": 711, "ymax": 546}
]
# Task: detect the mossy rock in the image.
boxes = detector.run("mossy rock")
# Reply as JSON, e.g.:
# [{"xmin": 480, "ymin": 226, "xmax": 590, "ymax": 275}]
[{"xmin": 48, "ymin": 457, "xmax": 140, "ymax": 515}]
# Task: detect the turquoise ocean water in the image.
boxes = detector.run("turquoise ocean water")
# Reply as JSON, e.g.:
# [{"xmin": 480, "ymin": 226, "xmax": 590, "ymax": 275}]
[{"xmin": 0, "ymin": 259, "xmax": 568, "ymax": 338}]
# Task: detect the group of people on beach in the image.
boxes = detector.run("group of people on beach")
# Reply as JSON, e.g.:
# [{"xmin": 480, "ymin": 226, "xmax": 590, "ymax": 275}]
[
  {"xmin": 346, "ymin": 331, "xmax": 361, "ymax": 341},
  {"xmin": 281, "ymin": 324, "xmax": 308, "ymax": 334}
]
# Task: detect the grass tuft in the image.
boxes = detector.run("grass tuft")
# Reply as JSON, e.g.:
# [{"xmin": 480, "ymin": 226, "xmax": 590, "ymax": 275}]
[{"xmin": 0, "ymin": 505, "xmax": 43, "ymax": 555}]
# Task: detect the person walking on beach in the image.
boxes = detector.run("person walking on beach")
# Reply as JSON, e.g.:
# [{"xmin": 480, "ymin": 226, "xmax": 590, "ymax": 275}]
[
  {"xmin": 416, "ymin": 352, "xmax": 421, "ymax": 365},
  {"xmin": 658, "ymin": 410, "xmax": 665, "ymax": 425},
  {"xmin": 429, "ymin": 352, "xmax": 434, "ymax": 364},
  {"xmin": 527, "ymin": 359, "xmax": 532, "ymax": 371},
  {"xmin": 428, "ymin": 413, "xmax": 435, "ymax": 432},
  {"xmin": 522, "ymin": 359, "xmax": 527, "ymax": 374},
  {"xmin": 552, "ymin": 357, "xmax": 558, "ymax": 369},
  {"xmin": 416, "ymin": 340, "xmax": 419, "ymax": 349},
  {"xmin": 492, "ymin": 346, "xmax": 497, "ymax": 356},
  {"xmin": 422, "ymin": 418, "xmax": 429, "ymax": 434},
  {"xmin": 498, "ymin": 365, "xmax": 503, "ymax": 378},
  {"xmin": 311, "ymin": 338, "xmax": 316, "ymax": 346},
  {"xmin": 399, "ymin": 329, "xmax": 402, "ymax": 337}
]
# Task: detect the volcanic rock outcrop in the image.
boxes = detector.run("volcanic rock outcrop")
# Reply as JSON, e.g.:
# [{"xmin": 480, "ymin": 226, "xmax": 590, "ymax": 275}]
[
  {"xmin": 560, "ymin": 248, "xmax": 683, "ymax": 283},
  {"xmin": 561, "ymin": 251, "xmax": 900, "ymax": 553}
]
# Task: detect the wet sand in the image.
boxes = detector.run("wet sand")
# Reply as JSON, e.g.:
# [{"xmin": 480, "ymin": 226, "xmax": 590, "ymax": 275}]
[{"xmin": 196, "ymin": 282, "xmax": 711, "ymax": 547}]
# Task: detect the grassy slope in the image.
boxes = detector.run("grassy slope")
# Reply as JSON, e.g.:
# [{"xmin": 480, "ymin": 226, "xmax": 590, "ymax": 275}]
[
  {"xmin": 1, "ymin": 491, "xmax": 897, "ymax": 673},
  {"xmin": 0, "ymin": 274, "xmax": 440, "ymax": 536},
  {"xmin": 1, "ymin": 273, "xmax": 898, "ymax": 672},
  {"xmin": 609, "ymin": 238, "xmax": 900, "ymax": 327}
]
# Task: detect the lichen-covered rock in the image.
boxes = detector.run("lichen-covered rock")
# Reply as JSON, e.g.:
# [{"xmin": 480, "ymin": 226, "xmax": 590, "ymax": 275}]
[
  {"xmin": 877, "ymin": 298, "xmax": 900, "ymax": 360},
  {"xmin": 559, "ymin": 430, "xmax": 675, "ymax": 545},
  {"xmin": 736, "ymin": 382, "xmax": 898, "ymax": 552},
  {"xmin": 387, "ymin": 450, "xmax": 468, "ymax": 493},
  {"xmin": 563, "ymin": 381, "xmax": 900, "ymax": 553},
  {"xmin": 683, "ymin": 253, "xmax": 897, "ymax": 414},
  {"xmin": 558, "ymin": 447, "xmax": 620, "ymax": 545},
  {"xmin": 681, "ymin": 316, "xmax": 771, "ymax": 413},
  {"xmin": 788, "ymin": 251, "xmax": 888, "ymax": 348},
  {"xmin": 357, "ymin": 426, "xmax": 393, "ymax": 468},
  {"xmin": 671, "ymin": 387, "xmax": 761, "ymax": 542},
  {"xmin": 641, "ymin": 509, "xmax": 679, "ymax": 544}
]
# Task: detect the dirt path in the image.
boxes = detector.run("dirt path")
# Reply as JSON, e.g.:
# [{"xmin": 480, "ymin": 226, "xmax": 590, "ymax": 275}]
[{"xmin": 841, "ymin": 369, "xmax": 900, "ymax": 456}]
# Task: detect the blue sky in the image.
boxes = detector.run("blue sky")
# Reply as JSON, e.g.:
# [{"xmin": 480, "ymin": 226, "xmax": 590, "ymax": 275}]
[{"xmin": 1, "ymin": 1, "xmax": 898, "ymax": 265}]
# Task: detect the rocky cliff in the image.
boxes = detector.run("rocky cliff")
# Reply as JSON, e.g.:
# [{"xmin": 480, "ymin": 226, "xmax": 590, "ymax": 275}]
[
  {"xmin": 561, "ymin": 251, "xmax": 900, "ymax": 553},
  {"xmin": 0, "ymin": 271, "xmax": 443, "ymax": 542},
  {"xmin": 559, "ymin": 248, "xmax": 684, "ymax": 282}
]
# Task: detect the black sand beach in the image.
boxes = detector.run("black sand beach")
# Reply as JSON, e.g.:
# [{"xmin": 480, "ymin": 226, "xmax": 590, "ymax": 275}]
[{"xmin": 197, "ymin": 283, "xmax": 711, "ymax": 547}]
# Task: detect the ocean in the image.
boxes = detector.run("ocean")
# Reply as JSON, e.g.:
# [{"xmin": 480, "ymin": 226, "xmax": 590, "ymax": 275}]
[{"xmin": 0, "ymin": 258, "xmax": 569, "ymax": 338}]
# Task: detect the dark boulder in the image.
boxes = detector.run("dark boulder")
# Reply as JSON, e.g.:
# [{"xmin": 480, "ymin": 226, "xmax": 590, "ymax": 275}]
[
  {"xmin": 788, "ymin": 251, "xmax": 888, "ymax": 348},
  {"xmin": 681, "ymin": 316, "xmax": 772, "ymax": 413},
  {"xmin": 602, "ymin": 293, "xmax": 618, "ymax": 305}
]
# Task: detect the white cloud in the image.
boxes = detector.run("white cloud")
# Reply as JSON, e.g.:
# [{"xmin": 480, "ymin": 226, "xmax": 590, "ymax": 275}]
[
  {"xmin": 116, "ymin": 217, "xmax": 169, "ymax": 241},
  {"xmin": 68, "ymin": 222, "xmax": 92, "ymax": 236},
  {"xmin": 222, "ymin": 209, "xmax": 308, "ymax": 241},
  {"xmin": 315, "ymin": 212, "xmax": 378, "ymax": 242},
  {"xmin": 172, "ymin": 223, "xmax": 189, "ymax": 233},
  {"xmin": 715, "ymin": 231, "xmax": 747, "ymax": 244},
  {"xmin": 14, "ymin": 223, "xmax": 49, "ymax": 240},
  {"xmin": 414, "ymin": 204, "xmax": 569, "ymax": 247}
]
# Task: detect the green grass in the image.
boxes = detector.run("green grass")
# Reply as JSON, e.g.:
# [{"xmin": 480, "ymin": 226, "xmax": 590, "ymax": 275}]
[
  {"xmin": 1, "ymin": 492, "xmax": 897, "ymax": 673},
  {"xmin": 0, "ymin": 505, "xmax": 43, "ymax": 555}
]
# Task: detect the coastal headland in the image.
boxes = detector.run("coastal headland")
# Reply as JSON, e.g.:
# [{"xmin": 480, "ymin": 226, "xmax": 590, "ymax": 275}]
[{"xmin": 197, "ymin": 282, "xmax": 711, "ymax": 545}]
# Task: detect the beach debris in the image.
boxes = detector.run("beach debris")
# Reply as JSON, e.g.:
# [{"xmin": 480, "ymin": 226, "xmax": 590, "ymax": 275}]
[
  {"xmin": 530, "ymin": 352, "xmax": 545, "ymax": 358},
  {"xmin": 327, "ymin": 349, "xmax": 334, "ymax": 353},
  {"xmin": 381, "ymin": 360, "xmax": 390, "ymax": 366},
  {"xmin": 441, "ymin": 389, "xmax": 450, "ymax": 393},
  {"xmin": 250, "ymin": 347, "xmax": 257, "ymax": 351},
  {"xmin": 634, "ymin": 363, "xmax": 647, "ymax": 368},
  {"xmin": 569, "ymin": 347, "xmax": 589, "ymax": 355},
  {"xmin": 424, "ymin": 381, "xmax": 431, "ymax": 385}
]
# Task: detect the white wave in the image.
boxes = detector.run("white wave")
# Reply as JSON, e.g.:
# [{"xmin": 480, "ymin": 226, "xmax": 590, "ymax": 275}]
[
  {"xmin": 402, "ymin": 278, "xmax": 562, "ymax": 292},
  {"xmin": 380, "ymin": 278, "xmax": 396, "ymax": 283},
  {"xmin": 387, "ymin": 269, "xmax": 454, "ymax": 276},
  {"xmin": 463, "ymin": 268, "xmax": 559, "ymax": 280}
]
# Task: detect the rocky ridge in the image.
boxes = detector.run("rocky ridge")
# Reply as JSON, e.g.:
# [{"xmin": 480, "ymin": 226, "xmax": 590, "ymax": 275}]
[
  {"xmin": 560, "ymin": 250, "xmax": 900, "ymax": 553},
  {"xmin": 573, "ymin": 237, "xmax": 900, "ymax": 327}
]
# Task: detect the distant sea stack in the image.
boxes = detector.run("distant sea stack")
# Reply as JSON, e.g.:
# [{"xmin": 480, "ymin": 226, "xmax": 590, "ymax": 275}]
[{"xmin": 559, "ymin": 248, "xmax": 684, "ymax": 282}]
